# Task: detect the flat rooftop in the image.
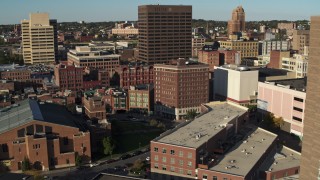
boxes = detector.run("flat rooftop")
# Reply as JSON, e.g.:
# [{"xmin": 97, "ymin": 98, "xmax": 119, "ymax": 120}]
[
  {"xmin": 253, "ymin": 67, "xmax": 291, "ymax": 77},
  {"xmin": 92, "ymin": 173, "xmax": 147, "ymax": 180},
  {"xmin": 154, "ymin": 102, "xmax": 247, "ymax": 148},
  {"xmin": 209, "ymin": 127, "xmax": 278, "ymax": 177},
  {"xmin": 259, "ymin": 146, "xmax": 301, "ymax": 173},
  {"xmin": 268, "ymin": 78, "xmax": 306, "ymax": 92}
]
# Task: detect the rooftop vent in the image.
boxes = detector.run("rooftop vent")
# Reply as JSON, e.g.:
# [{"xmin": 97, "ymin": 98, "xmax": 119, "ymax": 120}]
[
  {"xmin": 195, "ymin": 133, "xmax": 202, "ymax": 140},
  {"xmin": 261, "ymin": 138, "xmax": 266, "ymax": 141},
  {"xmin": 273, "ymin": 161, "xmax": 278, "ymax": 165},
  {"xmin": 251, "ymin": 146, "xmax": 255, "ymax": 149},
  {"xmin": 229, "ymin": 160, "xmax": 236, "ymax": 164},
  {"xmin": 243, "ymin": 140, "xmax": 248, "ymax": 143},
  {"xmin": 241, "ymin": 149, "xmax": 246, "ymax": 152}
]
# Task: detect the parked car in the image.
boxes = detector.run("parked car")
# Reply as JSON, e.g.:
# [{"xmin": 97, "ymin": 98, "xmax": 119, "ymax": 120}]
[
  {"xmin": 120, "ymin": 154, "xmax": 131, "ymax": 160},
  {"xmin": 90, "ymin": 162, "xmax": 99, "ymax": 167},
  {"xmin": 132, "ymin": 150, "xmax": 143, "ymax": 156},
  {"xmin": 146, "ymin": 157, "xmax": 150, "ymax": 161}
]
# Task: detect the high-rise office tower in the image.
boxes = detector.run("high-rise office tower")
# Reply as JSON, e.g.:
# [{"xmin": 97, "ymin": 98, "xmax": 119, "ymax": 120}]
[
  {"xmin": 138, "ymin": 5, "xmax": 192, "ymax": 64},
  {"xmin": 227, "ymin": 6, "xmax": 245, "ymax": 35},
  {"xmin": 300, "ymin": 16, "xmax": 320, "ymax": 179},
  {"xmin": 21, "ymin": 13, "xmax": 56, "ymax": 64}
]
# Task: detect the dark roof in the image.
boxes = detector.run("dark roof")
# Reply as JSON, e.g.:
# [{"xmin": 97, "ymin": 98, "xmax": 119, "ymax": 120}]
[
  {"xmin": 254, "ymin": 67, "xmax": 290, "ymax": 78},
  {"xmin": 92, "ymin": 173, "xmax": 148, "ymax": 180},
  {"xmin": 270, "ymin": 78, "xmax": 307, "ymax": 92},
  {"xmin": 0, "ymin": 99, "xmax": 85, "ymax": 134}
]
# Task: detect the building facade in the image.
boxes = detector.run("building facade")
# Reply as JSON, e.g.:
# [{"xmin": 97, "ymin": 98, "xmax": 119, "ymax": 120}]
[
  {"xmin": 128, "ymin": 85, "xmax": 154, "ymax": 114},
  {"xmin": 261, "ymin": 40, "xmax": 291, "ymax": 56},
  {"xmin": 220, "ymin": 40, "xmax": 259, "ymax": 58},
  {"xmin": 227, "ymin": 6, "xmax": 245, "ymax": 35},
  {"xmin": 268, "ymin": 50, "xmax": 290, "ymax": 69},
  {"xmin": 198, "ymin": 48, "xmax": 238, "ymax": 71},
  {"xmin": 68, "ymin": 46, "xmax": 120, "ymax": 76},
  {"xmin": 116, "ymin": 64, "xmax": 154, "ymax": 89},
  {"xmin": 214, "ymin": 65, "xmax": 258, "ymax": 105},
  {"xmin": 138, "ymin": 5, "xmax": 192, "ymax": 64},
  {"xmin": 292, "ymin": 30, "xmax": 310, "ymax": 54},
  {"xmin": 258, "ymin": 79, "xmax": 306, "ymax": 136},
  {"xmin": 83, "ymin": 92, "xmax": 106, "ymax": 121},
  {"xmin": 54, "ymin": 64, "xmax": 83, "ymax": 91},
  {"xmin": 154, "ymin": 59, "xmax": 209, "ymax": 120},
  {"xmin": 192, "ymin": 37, "xmax": 206, "ymax": 57},
  {"xmin": 0, "ymin": 100, "xmax": 91, "ymax": 172},
  {"xmin": 282, "ymin": 54, "xmax": 308, "ymax": 78},
  {"xmin": 300, "ymin": 16, "xmax": 320, "ymax": 179},
  {"xmin": 21, "ymin": 13, "xmax": 56, "ymax": 64}
]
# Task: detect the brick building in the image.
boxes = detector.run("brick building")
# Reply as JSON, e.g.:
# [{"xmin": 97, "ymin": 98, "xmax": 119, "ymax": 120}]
[
  {"xmin": 105, "ymin": 88, "xmax": 128, "ymax": 113},
  {"xmin": 0, "ymin": 69, "xmax": 31, "ymax": 82},
  {"xmin": 54, "ymin": 64, "xmax": 83, "ymax": 91},
  {"xmin": 268, "ymin": 50, "xmax": 290, "ymax": 69},
  {"xmin": 198, "ymin": 47, "xmax": 239, "ymax": 71},
  {"xmin": 0, "ymin": 100, "xmax": 91, "ymax": 171},
  {"xmin": 154, "ymin": 59, "xmax": 209, "ymax": 120},
  {"xmin": 116, "ymin": 64, "xmax": 154, "ymax": 89},
  {"xmin": 128, "ymin": 84, "xmax": 154, "ymax": 114},
  {"xmin": 227, "ymin": 6, "xmax": 245, "ymax": 35},
  {"xmin": 83, "ymin": 91, "xmax": 106, "ymax": 121},
  {"xmin": 150, "ymin": 102, "xmax": 300, "ymax": 180}
]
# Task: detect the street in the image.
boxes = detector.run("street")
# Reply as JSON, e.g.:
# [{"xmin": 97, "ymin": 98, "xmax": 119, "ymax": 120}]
[{"xmin": 42, "ymin": 152, "xmax": 150, "ymax": 180}]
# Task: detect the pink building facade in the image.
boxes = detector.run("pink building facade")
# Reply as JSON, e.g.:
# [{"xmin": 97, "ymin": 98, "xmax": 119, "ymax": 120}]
[{"xmin": 258, "ymin": 81, "xmax": 306, "ymax": 136}]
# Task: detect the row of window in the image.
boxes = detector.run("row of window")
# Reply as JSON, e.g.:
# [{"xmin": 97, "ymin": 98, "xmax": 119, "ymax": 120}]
[
  {"xmin": 154, "ymin": 164, "xmax": 192, "ymax": 175},
  {"xmin": 154, "ymin": 147, "xmax": 192, "ymax": 158},
  {"xmin": 154, "ymin": 155, "xmax": 192, "ymax": 166}
]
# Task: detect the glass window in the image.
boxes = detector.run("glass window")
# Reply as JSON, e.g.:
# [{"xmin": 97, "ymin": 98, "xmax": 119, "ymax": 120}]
[
  {"xmin": 154, "ymin": 147, "xmax": 158, "ymax": 152},
  {"xmin": 162, "ymin": 148, "xmax": 167, "ymax": 153},
  {"xmin": 179, "ymin": 151, "xmax": 183, "ymax": 157},
  {"xmin": 170, "ymin": 150, "xmax": 175, "ymax": 155},
  {"xmin": 162, "ymin": 157, "xmax": 166, "ymax": 163}
]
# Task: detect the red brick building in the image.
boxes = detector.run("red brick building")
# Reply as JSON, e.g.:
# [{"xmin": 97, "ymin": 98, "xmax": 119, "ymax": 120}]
[
  {"xmin": 150, "ymin": 102, "xmax": 300, "ymax": 180},
  {"xmin": 0, "ymin": 69, "xmax": 31, "ymax": 82},
  {"xmin": 83, "ymin": 91, "xmax": 106, "ymax": 121},
  {"xmin": 268, "ymin": 50, "xmax": 290, "ymax": 69},
  {"xmin": 0, "ymin": 100, "xmax": 91, "ymax": 171},
  {"xmin": 54, "ymin": 64, "xmax": 83, "ymax": 91},
  {"xmin": 154, "ymin": 59, "xmax": 209, "ymax": 120},
  {"xmin": 116, "ymin": 64, "xmax": 154, "ymax": 89}
]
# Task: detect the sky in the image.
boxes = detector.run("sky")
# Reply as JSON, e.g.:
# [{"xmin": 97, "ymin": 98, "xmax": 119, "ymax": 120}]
[{"xmin": 1, "ymin": 0, "xmax": 319, "ymax": 25}]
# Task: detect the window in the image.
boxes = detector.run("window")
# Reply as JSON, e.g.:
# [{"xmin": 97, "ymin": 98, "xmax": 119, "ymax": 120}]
[
  {"xmin": 293, "ymin": 107, "xmax": 303, "ymax": 112},
  {"xmin": 162, "ymin": 166, "xmax": 166, "ymax": 171},
  {"xmin": 223, "ymin": 178, "xmax": 228, "ymax": 180},
  {"xmin": 2, "ymin": 144, "xmax": 8, "ymax": 152},
  {"xmin": 170, "ymin": 158, "xmax": 175, "ymax": 164},
  {"xmin": 155, "ymin": 155, "xmax": 158, "ymax": 161},
  {"xmin": 170, "ymin": 166, "xmax": 175, "ymax": 172},
  {"xmin": 179, "ymin": 160, "xmax": 184, "ymax": 166},
  {"xmin": 170, "ymin": 150, "xmax": 175, "ymax": 155},
  {"xmin": 63, "ymin": 137, "xmax": 69, "ymax": 145},
  {"xmin": 213, "ymin": 176, "xmax": 218, "ymax": 180},
  {"xmin": 187, "ymin": 161, "xmax": 192, "ymax": 167},
  {"xmin": 187, "ymin": 152, "xmax": 192, "ymax": 158},
  {"xmin": 293, "ymin": 116, "xmax": 302, "ymax": 122},
  {"xmin": 154, "ymin": 163, "xmax": 158, "ymax": 169},
  {"xmin": 187, "ymin": 170, "xmax": 192, "ymax": 176},
  {"xmin": 154, "ymin": 147, "xmax": 158, "ymax": 152},
  {"xmin": 294, "ymin": 97, "xmax": 304, "ymax": 102},
  {"xmin": 162, "ymin": 157, "xmax": 166, "ymax": 163},
  {"xmin": 162, "ymin": 148, "xmax": 167, "ymax": 153},
  {"xmin": 203, "ymin": 175, "xmax": 208, "ymax": 179},
  {"xmin": 179, "ymin": 151, "xmax": 183, "ymax": 157},
  {"xmin": 179, "ymin": 168, "xmax": 184, "ymax": 174}
]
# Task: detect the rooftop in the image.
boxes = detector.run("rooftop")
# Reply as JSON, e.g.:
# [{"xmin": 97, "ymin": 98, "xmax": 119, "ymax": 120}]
[
  {"xmin": 253, "ymin": 67, "xmax": 291, "ymax": 78},
  {"xmin": 92, "ymin": 173, "xmax": 147, "ymax": 180},
  {"xmin": 265, "ymin": 78, "xmax": 307, "ymax": 92},
  {"xmin": 0, "ymin": 99, "xmax": 85, "ymax": 134},
  {"xmin": 259, "ymin": 146, "xmax": 301, "ymax": 173},
  {"xmin": 209, "ymin": 127, "xmax": 278, "ymax": 177},
  {"xmin": 154, "ymin": 102, "xmax": 247, "ymax": 148}
]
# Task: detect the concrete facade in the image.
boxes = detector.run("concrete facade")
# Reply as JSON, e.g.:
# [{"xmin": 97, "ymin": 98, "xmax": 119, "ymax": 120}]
[
  {"xmin": 292, "ymin": 30, "xmax": 310, "ymax": 54},
  {"xmin": 220, "ymin": 41, "xmax": 259, "ymax": 58},
  {"xmin": 282, "ymin": 54, "xmax": 308, "ymax": 78}
]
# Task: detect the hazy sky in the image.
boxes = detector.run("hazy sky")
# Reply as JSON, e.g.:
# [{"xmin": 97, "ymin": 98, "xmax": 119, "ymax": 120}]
[{"xmin": 1, "ymin": 0, "xmax": 319, "ymax": 24}]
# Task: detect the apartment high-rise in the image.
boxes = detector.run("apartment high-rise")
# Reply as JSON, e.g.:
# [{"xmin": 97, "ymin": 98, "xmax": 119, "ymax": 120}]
[
  {"xmin": 300, "ymin": 16, "xmax": 320, "ymax": 179},
  {"xmin": 138, "ymin": 5, "xmax": 192, "ymax": 64},
  {"xmin": 21, "ymin": 13, "xmax": 56, "ymax": 64},
  {"xmin": 227, "ymin": 6, "xmax": 245, "ymax": 35}
]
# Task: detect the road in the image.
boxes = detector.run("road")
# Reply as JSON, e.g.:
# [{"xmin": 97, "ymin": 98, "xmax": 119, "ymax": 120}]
[{"xmin": 43, "ymin": 152, "xmax": 150, "ymax": 180}]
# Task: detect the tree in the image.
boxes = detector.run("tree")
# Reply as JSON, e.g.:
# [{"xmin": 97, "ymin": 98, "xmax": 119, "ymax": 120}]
[
  {"xmin": 75, "ymin": 153, "xmax": 82, "ymax": 167},
  {"xmin": 22, "ymin": 157, "xmax": 31, "ymax": 171},
  {"xmin": 273, "ymin": 116, "xmax": 284, "ymax": 129},
  {"xmin": 185, "ymin": 109, "xmax": 198, "ymax": 120},
  {"xmin": 102, "ymin": 137, "xmax": 115, "ymax": 157},
  {"xmin": 132, "ymin": 159, "xmax": 145, "ymax": 172},
  {"xmin": 149, "ymin": 119, "xmax": 158, "ymax": 127},
  {"xmin": 263, "ymin": 113, "xmax": 284, "ymax": 129}
]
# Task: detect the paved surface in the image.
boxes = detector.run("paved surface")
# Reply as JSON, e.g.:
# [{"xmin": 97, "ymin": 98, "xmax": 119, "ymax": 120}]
[{"xmin": 42, "ymin": 152, "xmax": 150, "ymax": 180}]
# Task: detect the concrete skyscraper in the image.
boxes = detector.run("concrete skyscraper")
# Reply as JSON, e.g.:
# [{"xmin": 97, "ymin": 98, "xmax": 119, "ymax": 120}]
[
  {"xmin": 227, "ymin": 6, "xmax": 245, "ymax": 35},
  {"xmin": 300, "ymin": 16, "xmax": 320, "ymax": 179},
  {"xmin": 138, "ymin": 5, "xmax": 192, "ymax": 64},
  {"xmin": 21, "ymin": 13, "xmax": 56, "ymax": 64}
]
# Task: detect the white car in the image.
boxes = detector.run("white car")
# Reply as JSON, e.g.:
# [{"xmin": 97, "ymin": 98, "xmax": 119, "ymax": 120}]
[
  {"xmin": 146, "ymin": 157, "xmax": 150, "ymax": 161},
  {"xmin": 90, "ymin": 163, "xmax": 99, "ymax": 167}
]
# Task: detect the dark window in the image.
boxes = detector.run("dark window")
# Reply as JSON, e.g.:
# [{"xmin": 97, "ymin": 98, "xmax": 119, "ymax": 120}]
[
  {"xmin": 293, "ymin": 116, "xmax": 302, "ymax": 122},
  {"xmin": 2, "ymin": 144, "xmax": 8, "ymax": 152},
  {"xmin": 162, "ymin": 148, "xmax": 166, "ymax": 153},
  {"xmin": 26, "ymin": 125, "xmax": 34, "ymax": 135},
  {"xmin": 154, "ymin": 147, "xmax": 158, "ymax": 152},
  {"xmin": 294, "ymin": 97, "xmax": 304, "ymax": 102},
  {"xmin": 170, "ymin": 150, "xmax": 175, "ymax": 155},
  {"xmin": 293, "ymin": 107, "xmax": 303, "ymax": 112},
  {"xmin": 35, "ymin": 125, "xmax": 43, "ymax": 133},
  {"xmin": 17, "ymin": 128, "xmax": 25, "ymax": 137},
  {"xmin": 63, "ymin": 137, "xmax": 69, "ymax": 145},
  {"xmin": 45, "ymin": 126, "xmax": 52, "ymax": 134},
  {"xmin": 213, "ymin": 176, "xmax": 218, "ymax": 180},
  {"xmin": 202, "ymin": 175, "xmax": 208, "ymax": 179}
]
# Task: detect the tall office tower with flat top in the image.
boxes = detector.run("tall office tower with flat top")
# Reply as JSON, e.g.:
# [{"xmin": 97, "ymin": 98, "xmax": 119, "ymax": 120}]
[
  {"xmin": 227, "ymin": 6, "xmax": 245, "ymax": 35},
  {"xmin": 21, "ymin": 13, "xmax": 56, "ymax": 64},
  {"xmin": 300, "ymin": 16, "xmax": 320, "ymax": 179},
  {"xmin": 138, "ymin": 5, "xmax": 192, "ymax": 64}
]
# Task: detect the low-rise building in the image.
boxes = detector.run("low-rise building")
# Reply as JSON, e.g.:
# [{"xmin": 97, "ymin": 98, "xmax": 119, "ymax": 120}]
[
  {"xmin": 83, "ymin": 91, "xmax": 106, "ymax": 121},
  {"xmin": 220, "ymin": 40, "xmax": 259, "ymax": 58},
  {"xmin": 68, "ymin": 46, "xmax": 120, "ymax": 76},
  {"xmin": 0, "ymin": 100, "xmax": 91, "ymax": 171},
  {"xmin": 282, "ymin": 54, "xmax": 308, "ymax": 78},
  {"xmin": 128, "ymin": 84, "xmax": 154, "ymax": 114},
  {"xmin": 214, "ymin": 65, "xmax": 258, "ymax": 106},
  {"xmin": 105, "ymin": 88, "xmax": 128, "ymax": 113},
  {"xmin": 192, "ymin": 37, "xmax": 206, "ymax": 57},
  {"xmin": 54, "ymin": 64, "xmax": 83, "ymax": 91},
  {"xmin": 258, "ymin": 78, "xmax": 306, "ymax": 136},
  {"xmin": 268, "ymin": 50, "xmax": 290, "ymax": 69},
  {"xmin": 261, "ymin": 40, "xmax": 291, "ymax": 56}
]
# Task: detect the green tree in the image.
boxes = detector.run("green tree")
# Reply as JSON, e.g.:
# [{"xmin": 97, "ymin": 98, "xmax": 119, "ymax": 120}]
[
  {"xmin": 22, "ymin": 157, "xmax": 31, "ymax": 172},
  {"xmin": 263, "ymin": 113, "xmax": 284, "ymax": 129},
  {"xmin": 185, "ymin": 109, "xmax": 198, "ymax": 120},
  {"xmin": 102, "ymin": 137, "xmax": 115, "ymax": 157}
]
